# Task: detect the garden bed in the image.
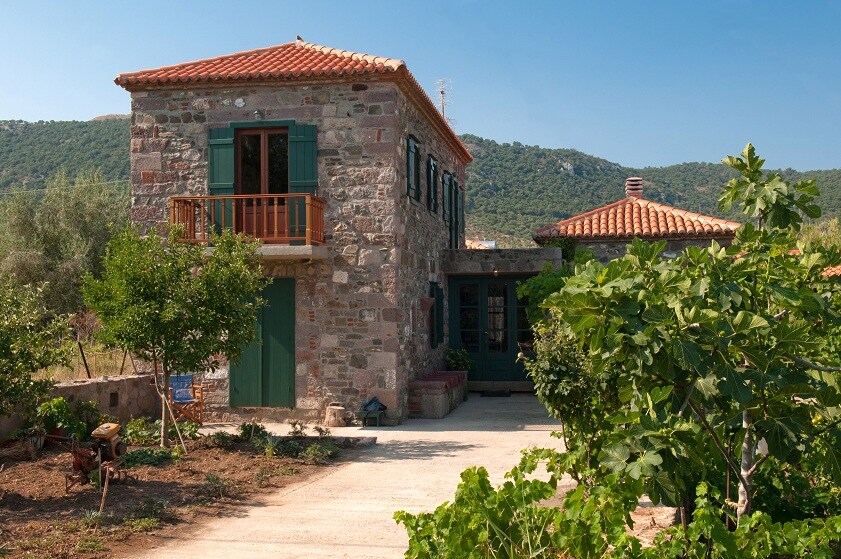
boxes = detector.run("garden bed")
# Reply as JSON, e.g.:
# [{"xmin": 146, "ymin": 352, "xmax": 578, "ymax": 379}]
[{"xmin": 0, "ymin": 430, "xmax": 366, "ymax": 559}]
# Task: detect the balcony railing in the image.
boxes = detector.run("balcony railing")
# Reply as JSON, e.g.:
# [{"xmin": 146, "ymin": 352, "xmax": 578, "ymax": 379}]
[{"xmin": 170, "ymin": 194, "xmax": 326, "ymax": 245}]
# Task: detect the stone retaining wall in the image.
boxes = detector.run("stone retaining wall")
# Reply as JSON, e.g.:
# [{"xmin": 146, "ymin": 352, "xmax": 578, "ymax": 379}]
[{"xmin": 0, "ymin": 374, "xmax": 160, "ymax": 439}]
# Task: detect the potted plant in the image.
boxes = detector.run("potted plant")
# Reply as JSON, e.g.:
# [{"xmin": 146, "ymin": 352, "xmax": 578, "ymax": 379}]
[
  {"xmin": 445, "ymin": 348, "xmax": 473, "ymax": 401},
  {"xmin": 36, "ymin": 397, "xmax": 84, "ymax": 442}
]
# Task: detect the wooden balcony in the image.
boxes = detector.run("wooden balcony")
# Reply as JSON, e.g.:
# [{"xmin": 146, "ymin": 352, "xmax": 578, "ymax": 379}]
[{"xmin": 170, "ymin": 194, "xmax": 326, "ymax": 246}]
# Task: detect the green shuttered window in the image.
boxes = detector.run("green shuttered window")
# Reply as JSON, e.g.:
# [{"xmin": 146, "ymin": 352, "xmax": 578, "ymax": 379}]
[{"xmin": 208, "ymin": 121, "xmax": 317, "ymax": 197}]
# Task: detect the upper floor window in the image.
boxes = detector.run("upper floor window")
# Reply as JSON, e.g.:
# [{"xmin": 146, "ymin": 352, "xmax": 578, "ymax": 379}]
[
  {"xmin": 236, "ymin": 128, "xmax": 289, "ymax": 195},
  {"xmin": 407, "ymin": 136, "xmax": 421, "ymax": 201},
  {"xmin": 427, "ymin": 156, "xmax": 438, "ymax": 213}
]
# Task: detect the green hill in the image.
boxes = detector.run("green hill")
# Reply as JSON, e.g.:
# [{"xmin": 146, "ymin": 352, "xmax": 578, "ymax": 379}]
[
  {"xmin": 0, "ymin": 119, "xmax": 129, "ymax": 189},
  {"xmin": 1, "ymin": 120, "xmax": 840, "ymax": 247},
  {"xmin": 461, "ymin": 134, "xmax": 841, "ymax": 246}
]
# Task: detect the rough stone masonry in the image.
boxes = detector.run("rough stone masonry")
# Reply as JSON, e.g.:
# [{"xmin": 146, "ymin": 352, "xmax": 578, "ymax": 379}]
[{"xmin": 128, "ymin": 79, "xmax": 467, "ymax": 423}]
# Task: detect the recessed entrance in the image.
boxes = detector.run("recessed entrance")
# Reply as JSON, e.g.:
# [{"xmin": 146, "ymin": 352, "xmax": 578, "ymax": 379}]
[{"xmin": 448, "ymin": 275, "xmax": 534, "ymax": 389}]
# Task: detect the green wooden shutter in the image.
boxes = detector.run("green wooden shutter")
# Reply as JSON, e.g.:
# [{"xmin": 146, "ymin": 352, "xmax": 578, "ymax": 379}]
[
  {"xmin": 442, "ymin": 173, "xmax": 451, "ymax": 223},
  {"xmin": 435, "ymin": 283, "xmax": 445, "ymax": 345},
  {"xmin": 427, "ymin": 157, "xmax": 438, "ymax": 212},
  {"xmin": 289, "ymin": 123, "xmax": 317, "ymax": 195},
  {"xmin": 208, "ymin": 127, "xmax": 235, "ymax": 232},
  {"xmin": 289, "ymin": 123, "xmax": 318, "ymax": 238}
]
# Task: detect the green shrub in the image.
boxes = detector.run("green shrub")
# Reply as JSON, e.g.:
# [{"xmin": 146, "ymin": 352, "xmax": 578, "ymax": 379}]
[
  {"xmin": 123, "ymin": 418, "xmax": 157, "ymax": 446},
  {"xmin": 445, "ymin": 348, "xmax": 472, "ymax": 371},
  {"xmin": 209, "ymin": 431, "xmax": 236, "ymax": 448},
  {"xmin": 36, "ymin": 396, "xmax": 85, "ymax": 439},
  {"xmin": 122, "ymin": 448, "xmax": 174, "ymax": 467},
  {"xmin": 238, "ymin": 421, "xmax": 268, "ymax": 441},
  {"xmin": 201, "ymin": 473, "xmax": 233, "ymax": 500},
  {"xmin": 73, "ymin": 400, "xmax": 105, "ymax": 439},
  {"xmin": 287, "ymin": 420, "xmax": 307, "ymax": 438},
  {"xmin": 301, "ymin": 441, "xmax": 339, "ymax": 464}
]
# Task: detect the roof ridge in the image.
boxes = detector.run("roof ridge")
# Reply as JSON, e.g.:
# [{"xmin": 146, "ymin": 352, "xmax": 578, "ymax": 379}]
[
  {"xmin": 115, "ymin": 43, "xmax": 296, "ymax": 81},
  {"xmin": 296, "ymin": 39, "xmax": 405, "ymax": 71},
  {"xmin": 534, "ymin": 197, "xmax": 633, "ymax": 235}
]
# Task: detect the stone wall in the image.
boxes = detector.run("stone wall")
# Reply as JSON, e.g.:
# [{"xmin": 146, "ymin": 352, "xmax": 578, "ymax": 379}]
[
  {"xmin": 442, "ymin": 248, "xmax": 566, "ymax": 275},
  {"xmin": 129, "ymin": 80, "xmax": 464, "ymax": 423},
  {"xmin": 391, "ymin": 86, "xmax": 468, "ymax": 418},
  {"xmin": 577, "ymin": 237, "xmax": 735, "ymax": 264},
  {"xmin": 0, "ymin": 375, "xmax": 159, "ymax": 439}
]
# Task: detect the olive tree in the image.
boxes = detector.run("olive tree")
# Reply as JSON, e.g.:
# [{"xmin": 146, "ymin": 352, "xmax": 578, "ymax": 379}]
[
  {"xmin": 0, "ymin": 280, "xmax": 70, "ymax": 419},
  {"xmin": 83, "ymin": 228, "xmax": 267, "ymax": 447}
]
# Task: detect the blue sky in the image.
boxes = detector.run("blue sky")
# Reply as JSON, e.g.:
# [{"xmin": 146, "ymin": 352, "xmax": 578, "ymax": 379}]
[{"xmin": 2, "ymin": 1, "xmax": 839, "ymax": 170}]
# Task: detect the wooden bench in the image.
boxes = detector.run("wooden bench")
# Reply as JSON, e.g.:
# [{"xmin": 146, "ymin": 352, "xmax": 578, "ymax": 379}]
[{"xmin": 408, "ymin": 371, "xmax": 467, "ymax": 419}]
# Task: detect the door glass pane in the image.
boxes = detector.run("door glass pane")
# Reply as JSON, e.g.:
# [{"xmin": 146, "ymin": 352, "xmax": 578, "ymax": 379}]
[
  {"xmin": 460, "ymin": 308, "xmax": 479, "ymax": 329},
  {"xmin": 267, "ymin": 133, "xmax": 289, "ymax": 195},
  {"xmin": 459, "ymin": 284, "xmax": 479, "ymax": 306},
  {"xmin": 487, "ymin": 282, "xmax": 508, "ymax": 353},
  {"xmin": 239, "ymin": 134, "xmax": 261, "ymax": 196},
  {"xmin": 488, "ymin": 330, "xmax": 507, "ymax": 353},
  {"xmin": 461, "ymin": 331, "xmax": 479, "ymax": 353}
]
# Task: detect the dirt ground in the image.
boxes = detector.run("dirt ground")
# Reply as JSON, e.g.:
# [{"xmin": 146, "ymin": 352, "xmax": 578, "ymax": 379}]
[{"xmin": 0, "ymin": 436, "xmax": 357, "ymax": 559}]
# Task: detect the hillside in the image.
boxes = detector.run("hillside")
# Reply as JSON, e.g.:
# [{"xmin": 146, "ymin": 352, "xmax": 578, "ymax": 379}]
[
  {"xmin": 1, "ymin": 120, "xmax": 840, "ymax": 247},
  {"xmin": 462, "ymin": 134, "xmax": 841, "ymax": 245},
  {"xmin": 0, "ymin": 119, "xmax": 129, "ymax": 189}
]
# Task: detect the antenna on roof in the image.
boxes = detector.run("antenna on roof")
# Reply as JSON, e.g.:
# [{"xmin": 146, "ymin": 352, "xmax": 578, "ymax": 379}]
[{"xmin": 435, "ymin": 78, "xmax": 451, "ymax": 117}]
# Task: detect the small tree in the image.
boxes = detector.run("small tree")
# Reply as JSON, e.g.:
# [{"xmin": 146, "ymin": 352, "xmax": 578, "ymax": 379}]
[
  {"xmin": 83, "ymin": 228, "xmax": 267, "ymax": 447},
  {"xmin": 0, "ymin": 280, "xmax": 70, "ymax": 420}
]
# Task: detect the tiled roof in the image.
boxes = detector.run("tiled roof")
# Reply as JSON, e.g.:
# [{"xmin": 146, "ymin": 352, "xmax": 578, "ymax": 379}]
[
  {"xmin": 115, "ymin": 40, "xmax": 405, "ymax": 87},
  {"xmin": 115, "ymin": 38, "xmax": 471, "ymax": 164},
  {"xmin": 534, "ymin": 196, "xmax": 741, "ymax": 243}
]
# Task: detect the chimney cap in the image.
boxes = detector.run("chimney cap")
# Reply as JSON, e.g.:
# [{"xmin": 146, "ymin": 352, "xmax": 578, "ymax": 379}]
[{"xmin": 625, "ymin": 176, "xmax": 644, "ymax": 198}]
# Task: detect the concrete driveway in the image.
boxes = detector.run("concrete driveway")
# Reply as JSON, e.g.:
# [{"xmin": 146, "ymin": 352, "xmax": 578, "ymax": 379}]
[{"xmin": 128, "ymin": 393, "xmax": 561, "ymax": 558}]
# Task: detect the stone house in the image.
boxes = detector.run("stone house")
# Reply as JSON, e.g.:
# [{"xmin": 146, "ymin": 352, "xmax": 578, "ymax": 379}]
[
  {"xmin": 115, "ymin": 38, "xmax": 475, "ymax": 422},
  {"xmin": 533, "ymin": 177, "xmax": 741, "ymax": 261}
]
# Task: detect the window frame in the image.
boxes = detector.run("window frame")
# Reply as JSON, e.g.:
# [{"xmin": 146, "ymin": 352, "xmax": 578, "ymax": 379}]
[{"xmin": 234, "ymin": 127, "xmax": 289, "ymax": 196}]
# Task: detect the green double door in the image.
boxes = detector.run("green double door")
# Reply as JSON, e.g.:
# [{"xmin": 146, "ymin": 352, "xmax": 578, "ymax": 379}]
[
  {"xmin": 229, "ymin": 279, "xmax": 295, "ymax": 407},
  {"xmin": 448, "ymin": 276, "xmax": 533, "ymax": 383}
]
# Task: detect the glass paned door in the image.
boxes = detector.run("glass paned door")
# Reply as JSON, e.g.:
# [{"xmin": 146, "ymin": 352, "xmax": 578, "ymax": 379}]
[{"xmin": 448, "ymin": 276, "xmax": 533, "ymax": 383}]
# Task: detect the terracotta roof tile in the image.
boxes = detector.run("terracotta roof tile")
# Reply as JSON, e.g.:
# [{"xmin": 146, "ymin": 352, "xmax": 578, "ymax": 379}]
[
  {"xmin": 533, "ymin": 196, "xmax": 741, "ymax": 243},
  {"xmin": 115, "ymin": 38, "xmax": 472, "ymax": 164},
  {"xmin": 115, "ymin": 40, "xmax": 405, "ymax": 87}
]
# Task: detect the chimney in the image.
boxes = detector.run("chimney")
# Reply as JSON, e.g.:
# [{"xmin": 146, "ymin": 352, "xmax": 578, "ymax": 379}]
[{"xmin": 625, "ymin": 177, "xmax": 644, "ymax": 198}]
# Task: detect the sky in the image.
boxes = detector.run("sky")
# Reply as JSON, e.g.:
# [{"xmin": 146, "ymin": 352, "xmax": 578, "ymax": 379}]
[{"xmin": 2, "ymin": 1, "xmax": 840, "ymax": 171}]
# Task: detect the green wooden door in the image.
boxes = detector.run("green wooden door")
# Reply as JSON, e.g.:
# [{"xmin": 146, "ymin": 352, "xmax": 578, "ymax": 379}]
[
  {"xmin": 448, "ymin": 276, "xmax": 533, "ymax": 383},
  {"xmin": 229, "ymin": 279, "xmax": 295, "ymax": 407}
]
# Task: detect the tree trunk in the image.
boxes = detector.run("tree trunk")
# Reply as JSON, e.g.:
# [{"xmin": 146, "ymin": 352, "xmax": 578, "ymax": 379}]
[
  {"xmin": 737, "ymin": 410, "xmax": 753, "ymax": 521},
  {"xmin": 155, "ymin": 356, "xmax": 170, "ymax": 449}
]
